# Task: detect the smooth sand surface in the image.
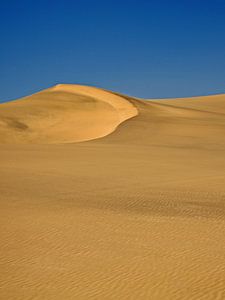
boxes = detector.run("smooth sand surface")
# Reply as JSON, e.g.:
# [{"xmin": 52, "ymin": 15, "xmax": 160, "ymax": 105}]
[
  {"xmin": 1, "ymin": 85, "xmax": 225, "ymax": 299},
  {"xmin": 0, "ymin": 84, "xmax": 137, "ymax": 144}
]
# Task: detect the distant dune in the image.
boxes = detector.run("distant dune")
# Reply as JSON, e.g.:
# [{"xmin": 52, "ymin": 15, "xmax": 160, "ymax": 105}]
[
  {"xmin": 1, "ymin": 85, "xmax": 225, "ymax": 300},
  {"xmin": 0, "ymin": 84, "xmax": 137, "ymax": 144},
  {"xmin": 1, "ymin": 84, "xmax": 225, "ymax": 146}
]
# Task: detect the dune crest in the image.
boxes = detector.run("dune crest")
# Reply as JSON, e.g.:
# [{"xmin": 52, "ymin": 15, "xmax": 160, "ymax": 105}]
[{"xmin": 0, "ymin": 84, "xmax": 137, "ymax": 144}]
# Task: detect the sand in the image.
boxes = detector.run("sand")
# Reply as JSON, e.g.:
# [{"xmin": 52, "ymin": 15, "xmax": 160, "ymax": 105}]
[
  {"xmin": 0, "ymin": 84, "xmax": 137, "ymax": 144},
  {"xmin": 0, "ymin": 85, "xmax": 225, "ymax": 299}
]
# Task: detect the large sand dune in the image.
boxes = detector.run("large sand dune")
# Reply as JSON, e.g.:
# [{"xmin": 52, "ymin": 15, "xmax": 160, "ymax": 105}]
[
  {"xmin": 1, "ymin": 85, "xmax": 225, "ymax": 299},
  {"xmin": 0, "ymin": 84, "xmax": 137, "ymax": 144}
]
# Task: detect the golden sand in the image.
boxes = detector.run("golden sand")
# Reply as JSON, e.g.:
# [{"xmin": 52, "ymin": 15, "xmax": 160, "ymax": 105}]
[{"xmin": 1, "ymin": 85, "xmax": 225, "ymax": 299}]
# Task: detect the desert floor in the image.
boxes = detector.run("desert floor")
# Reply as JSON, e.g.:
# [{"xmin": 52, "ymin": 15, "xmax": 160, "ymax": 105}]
[{"xmin": 1, "ymin": 85, "xmax": 225, "ymax": 299}]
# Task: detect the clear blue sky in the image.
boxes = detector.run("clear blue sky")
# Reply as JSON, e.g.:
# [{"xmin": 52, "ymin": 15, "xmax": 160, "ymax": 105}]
[{"xmin": 0, "ymin": 0, "xmax": 225, "ymax": 102}]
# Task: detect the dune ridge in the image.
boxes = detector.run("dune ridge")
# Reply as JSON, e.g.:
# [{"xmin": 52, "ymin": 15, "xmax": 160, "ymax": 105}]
[
  {"xmin": 1, "ymin": 84, "xmax": 225, "ymax": 146},
  {"xmin": 0, "ymin": 84, "xmax": 137, "ymax": 144}
]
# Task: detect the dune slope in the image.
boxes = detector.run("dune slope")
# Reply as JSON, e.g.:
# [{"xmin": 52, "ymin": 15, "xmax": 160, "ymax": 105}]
[
  {"xmin": 1, "ymin": 86, "xmax": 225, "ymax": 300},
  {"xmin": 0, "ymin": 84, "xmax": 137, "ymax": 144}
]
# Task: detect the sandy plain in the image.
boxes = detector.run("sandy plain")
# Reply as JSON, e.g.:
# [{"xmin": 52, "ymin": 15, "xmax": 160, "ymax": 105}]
[{"xmin": 1, "ymin": 84, "xmax": 225, "ymax": 299}]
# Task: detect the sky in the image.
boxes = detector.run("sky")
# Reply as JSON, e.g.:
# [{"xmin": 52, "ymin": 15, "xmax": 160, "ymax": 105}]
[{"xmin": 0, "ymin": 0, "xmax": 225, "ymax": 102}]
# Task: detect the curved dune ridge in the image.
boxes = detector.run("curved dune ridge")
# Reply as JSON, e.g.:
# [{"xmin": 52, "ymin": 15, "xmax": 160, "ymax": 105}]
[
  {"xmin": 0, "ymin": 84, "xmax": 138, "ymax": 144},
  {"xmin": 1, "ymin": 84, "xmax": 225, "ymax": 144}
]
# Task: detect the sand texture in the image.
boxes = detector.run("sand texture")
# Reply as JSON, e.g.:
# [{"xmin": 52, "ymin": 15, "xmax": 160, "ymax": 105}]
[{"xmin": 1, "ymin": 85, "xmax": 225, "ymax": 299}]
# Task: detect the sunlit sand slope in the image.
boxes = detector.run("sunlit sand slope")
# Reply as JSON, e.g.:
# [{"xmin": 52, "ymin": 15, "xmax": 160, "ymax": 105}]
[
  {"xmin": 0, "ymin": 84, "xmax": 137, "ymax": 144},
  {"xmin": 101, "ymin": 93, "xmax": 225, "ymax": 149},
  {"xmin": 0, "ymin": 87, "xmax": 225, "ymax": 300}
]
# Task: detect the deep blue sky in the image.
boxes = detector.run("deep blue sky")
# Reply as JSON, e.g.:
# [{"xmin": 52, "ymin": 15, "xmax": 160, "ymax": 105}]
[{"xmin": 0, "ymin": 0, "xmax": 225, "ymax": 102}]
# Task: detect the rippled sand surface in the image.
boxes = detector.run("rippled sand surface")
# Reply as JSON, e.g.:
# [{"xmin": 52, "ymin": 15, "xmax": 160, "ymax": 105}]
[{"xmin": 1, "ymin": 86, "xmax": 225, "ymax": 299}]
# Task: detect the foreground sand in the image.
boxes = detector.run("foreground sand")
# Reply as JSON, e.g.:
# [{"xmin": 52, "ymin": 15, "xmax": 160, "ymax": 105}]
[{"xmin": 1, "ymin": 85, "xmax": 225, "ymax": 299}]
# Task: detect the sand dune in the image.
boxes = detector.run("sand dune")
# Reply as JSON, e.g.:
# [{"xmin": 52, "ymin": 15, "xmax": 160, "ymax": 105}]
[
  {"xmin": 0, "ymin": 84, "xmax": 137, "ymax": 144},
  {"xmin": 1, "ymin": 85, "xmax": 225, "ymax": 299}
]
